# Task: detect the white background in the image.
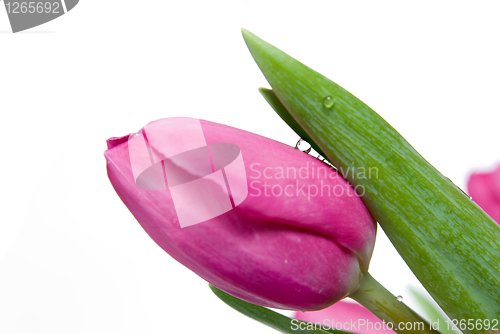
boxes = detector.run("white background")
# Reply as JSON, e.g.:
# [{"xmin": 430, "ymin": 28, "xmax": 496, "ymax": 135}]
[{"xmin": 1, "ymin": 1, "xmax": 499, "ymax": 333}]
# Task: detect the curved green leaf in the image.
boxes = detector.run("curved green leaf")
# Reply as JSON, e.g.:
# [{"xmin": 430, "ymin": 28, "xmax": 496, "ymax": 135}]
[
  {"xmin": 259, "ymin": 87, "xmax": 327, "ymax": 159},
  {"xmin": 242, "ymin": 28, "xmax": 500, "ymax": 332},
  {"xmin": 407, "ymin": 287, "xmax": 460, "ymax": 334},
  {"xmin": 209, "ymin": 285, "xmax": 349, "ymax": 334}
]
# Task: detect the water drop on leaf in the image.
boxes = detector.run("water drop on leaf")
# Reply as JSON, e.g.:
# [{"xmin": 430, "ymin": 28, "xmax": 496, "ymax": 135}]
[{"xmin": 323, "ymin": 96, "xmax": 335, "ymax": 109}]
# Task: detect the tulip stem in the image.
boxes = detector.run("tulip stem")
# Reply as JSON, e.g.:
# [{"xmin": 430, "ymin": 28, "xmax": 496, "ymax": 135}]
[{"xmin": 350, "ymin": 272, "xmax": 441, "ymax": 334}]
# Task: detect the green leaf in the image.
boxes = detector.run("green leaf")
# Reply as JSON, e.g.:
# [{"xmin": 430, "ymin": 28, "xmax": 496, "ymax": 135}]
[
  {"xmin": 242, "ymin": 28, "xmax": 500, "ymax": 332},
  {"xmin": 407, "ymin": 287, "xmax": 460, "ymax": 334},
  {"xmin": 209, "ymin": 285, "xmax": 349, "ymax": 334},
  {"xmin": 259, "ymin": 88, "xmax": 327, "ymax": 159}
]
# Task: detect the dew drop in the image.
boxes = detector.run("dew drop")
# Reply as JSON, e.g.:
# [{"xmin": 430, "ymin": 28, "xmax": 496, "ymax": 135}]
[
  {"xmin": 396, "ymin": 295, "xmax": 403, "ymax": 302},
  {"xmin": 295, "ymin": 138, "xmax": 303, "ymax": 149},
  {"xmin": 323, "ymin": 96, "xmax": 335, "ymax": 109}
]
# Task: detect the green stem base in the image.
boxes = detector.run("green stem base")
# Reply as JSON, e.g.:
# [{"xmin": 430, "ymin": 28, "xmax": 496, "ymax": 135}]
[{"xmin": 351, "ymin": 272, "xmax": 440, "ymax": 334}]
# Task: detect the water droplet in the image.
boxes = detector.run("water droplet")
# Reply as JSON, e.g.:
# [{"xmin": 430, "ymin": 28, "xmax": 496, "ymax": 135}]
[
  {"xmin": 396, "ymin": 295, "xmax": 403, "ymax": 302},
  {"xmin": 295, "ymin": 138, "xmax": 303, "ymax": 149},
  {"xmin": 295, "ymin": 138, "xmax": 312, "ymax": 153},
  {"xmin": 323, "ymin": 96, "xmax": 335, "ymax": 109}
]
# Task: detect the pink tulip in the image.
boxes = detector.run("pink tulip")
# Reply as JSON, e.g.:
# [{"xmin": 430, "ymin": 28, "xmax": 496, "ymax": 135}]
[
  {"xmin": 467, "ymin": 164, "xmax": 500, "ymax": 223},
  {"xmin": 105, "ymin": 117, "xmax": 376, "ymax": 311},
  {"xmin": 294, "ymin": 300, "xmax": 395, "ymax": 333}
]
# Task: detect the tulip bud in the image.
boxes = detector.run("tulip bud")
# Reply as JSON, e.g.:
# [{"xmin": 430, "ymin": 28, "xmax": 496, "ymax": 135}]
[{"xmin": 105, "ymin": 117, "xmax": 376, "ymax": 311}]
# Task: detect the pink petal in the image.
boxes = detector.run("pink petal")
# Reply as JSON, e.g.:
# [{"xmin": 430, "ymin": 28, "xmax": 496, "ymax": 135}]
[
  {"xmin": 294, "ymin": 300, "xmax": 396, "ymax": 333},
  {"xmin": 467, "ymin": 164, "xmax": 500, "ymax": 223}
]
